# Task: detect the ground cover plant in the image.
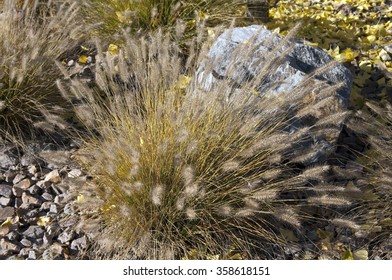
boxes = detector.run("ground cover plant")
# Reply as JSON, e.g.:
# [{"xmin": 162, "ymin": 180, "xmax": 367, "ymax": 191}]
[{"xmin": 0, "ymin": 0, "xmax": 84, "ymax": 142}]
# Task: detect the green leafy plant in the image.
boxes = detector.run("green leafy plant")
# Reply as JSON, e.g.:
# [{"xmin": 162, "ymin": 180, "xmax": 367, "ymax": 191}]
[
  {"xmin": 0, "ymin": 0, "xmax": 84, "ymax": 141},
  {"xmin": 61, "ymin": 26, "xmax": 356, "ymax": 259}
]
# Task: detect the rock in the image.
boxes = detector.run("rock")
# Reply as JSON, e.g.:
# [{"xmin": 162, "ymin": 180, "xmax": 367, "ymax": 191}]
[
  {"xmin": 0, "ymin": 184, "xmax": 12, "ymax": 197},
  {"xmin": 39, "ymin": 150, "xmax": 71, "ymax": 169},
  {"xmin": 198, "ymin": 25, "xmax": 352, "ymax": 107},
  {"xmin": 57, "ymin": 228, "xmax": 75, "ymax": 243},
  {"xmin": 4, "ymin": 170, "xmax": 17, "ymax": 183},
  {"xmin": 59, "ymin": 215, "xmax": 78, "ymax": 228},
  {"xmin": 23, "ymin": 226, "xmax": 45, "ymax": 239},
  {"xmin": 41, "ymin": 192, "xmax": 54, "ymax": 201},
  {"xmin": 47, "ymin": 222, "xmax": 61, "ymax": 236},
  {"xmin": 43, "ymin": 232, "xmax": 53, "ymax": 245},
  {"xmin": 40, "ymin": 201, "xmax": 52, "ymax": 211},
  {"xmin": 14, "ymin": 178, "xmax": 32, "ymax": 190},
  {"xmin": 42, "ymin": 243, "xmax": 63, "ymax": 260},
  {"xmin": 28, "ymin": 184, "xmax": 42, "ymax": 195},
  {"xmin": 20, "ymin": 154, "xmax": 44, "ymax": 167},
  {"xmin": 27, "ymin": 250, "xmax": 37, "ymax": 260},
  {"xmin": 0, "ymin": 206, "xmax": 15, "ymax": 222},
  {"xmin": 44, "ymin": 170, "xmax": 61, "ymax": 184},
  {"xmin": 27, "ymin": 165, "xmax": 38, "ymax": 175},
  {"xmin": 6, "ymin": 230, "xmax": 20, "ymax": 242},
  {"xmin": 0, "ymin": 196, "xmax": 12, "ymax": 206},
  {"xmin": 70, "ymin": 235, "xmax": 87, "ymax": 252},
  {"xmin": 68, "ymin": 169, "xmax": 82, "ymax": 178},
  {"xmin": 49, "ymin": 204, "xmax": 58, "ymax": 214},
  {"xmin": 12, "ymin": 186, "xmax": 24, "ymax": 197},
  {"xmin": 20, "ymin": 238, "xmax": 32, "ymax": 247},
  {"xmin": 14, "ymin": 197, "xmax": 22, "ymax": 208},
  {"xmin": 18, "ymin": 247, "xmax": 30, "ymax": 258},
  {"xmin": 0, "ymin": 154, "xmax": 18, "ymax": 169},
  {"xmin": 22, "ymin": 209, "xmax": 40, "ymax": 223},
  {"xmin": 12, "ymin": 174, "xmax": 26, "ymax": 184},
  {"xmin": 0, "ymin": 238, "xmax": 21, "ymax": 254},
  {"xmin": 197, "ymin": 25, "xmax": 352, "ymax": 165},
  {"xmin": 36, "ymin": 179, "xmax": 51, "ymax": 188},
  {"xmin": 21, "ymin": 192, "xmax": 41, "ymax": 206},
  {"xmin": 63, "ymin": 203, "xmax": 74, "ymax": 215}
]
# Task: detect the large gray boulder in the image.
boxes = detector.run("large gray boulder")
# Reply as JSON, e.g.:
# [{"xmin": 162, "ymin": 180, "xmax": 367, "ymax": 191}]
[
  {"xmin": 197, "ymin": 25, "xmax": 352, "ymax": 107},
  {"xmin": 195, "ymin": 25, "xmax": 353, "ymax": 165}
]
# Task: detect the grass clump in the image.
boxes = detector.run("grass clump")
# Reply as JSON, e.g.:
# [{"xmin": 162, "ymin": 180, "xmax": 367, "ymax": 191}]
[
  {"xmin": 62, "ymin": 25, "xmax": 356, "ymax": 259},
  {"xmin": 0, "ymin": 0, "xmax": 84, "ymax": 142},
  {"xmin": 80, "ymin": 0, "xmax": 247, "ymax": 44},
  {"xmin": 347, "ymin": 101, "xmax": 392, "ymax": 247}
]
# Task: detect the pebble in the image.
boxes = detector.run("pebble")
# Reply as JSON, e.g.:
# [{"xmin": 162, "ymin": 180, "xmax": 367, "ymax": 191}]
[
  {"xmin": 22, "ymin": 154, "xmax": 45, "ymax": 167},
  {"xmin": 43, "ymin": 232, "xmax": 53, "ymax": 245},
  {"xmin": 21, "ymin": 192, "xmax": 41, "ymax": 206},
  {"xmin": 4, "ymin": 170, "xmax": 17, "ymax": 183},
  {"xmin": 42, "ymin": 243, "xmax": 63, "ymax": 260},
  {"xmin": 0, "ymin": 196, "xmax": 12, "ymax": 206},
  {"xmin": 27, "ymin": 250, "xmax": 37, "ymax": 260},
  {"xmin": 23, "ymin": 226, "xmax": 45, "ymax": 239},
  {"xmin": 18, "ymin": 247, "xmax": 30, "ymax": 258},
  {"xmin": 28, "ymin": 185, "xmax": 42, "ymax": 195},
  {"xmin": 0, "ymin": 154, "xmax": 18, "ymax": 169},
  {"xmin": 44, "ymin": 170, "xmax": 61, "ymax": 183},
  {"xmin": 0, "ymin": 184, "xmax": 12, "ymax": 197},
  {"xmin": 0, "ymin": 238, "xmax": 21, "ymax": 254},
  {"xmin": 12, "ymin": 174, "xmax": 26, "ymax": 184},
  {"xmin": 49, "ymin": 204, "xmax": 58, "ymax": 214},
  {"xmin": 14, "ymin": 178, "xmax": 32, "ymax": 190},
  {"xmin": 41, "ymin": 192, "xmax": 54, "ymax": 201},
  {"xmin": 27, "ymin": 165, "xmax": 38, "ymax": 175},
  {"xmin": 58, "ymin": 228, "xmax": 75, "ymax": 243},
  {"xmin": 40, "ymin": 201, "xmax": 52, "ymax": 211},
  {"xmin": 68, "ymin": 169, "xmax": 82, "ymax": 178},
  {"xmin": 20, "ymin": 238, "xmax": 32, "ymax": 247},
  {"xmin": 12, "ymin": 186, "xmax": 24, "ymax": 197},
  {"xmin": 70, "ymin": 235, "xmax": 87, "ymax": 252},
  {"xmin": 0, "ymin": 206, "xmax": 15, "ymax": 222},
  {"xmin": 6, "ymin": 231, "xmax": 20, "ymax": 242}
]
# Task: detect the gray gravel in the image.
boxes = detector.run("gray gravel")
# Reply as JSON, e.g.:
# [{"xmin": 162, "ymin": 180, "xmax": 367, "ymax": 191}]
[{"xmin": 0, "ymin": 143, "xmax": 88, "ymax": 260}]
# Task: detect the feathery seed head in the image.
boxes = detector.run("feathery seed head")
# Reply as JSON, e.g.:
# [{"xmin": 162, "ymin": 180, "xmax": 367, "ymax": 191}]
[
  {"xmin": 151, "ymin": 184, "xmax": 165, "ymax": 206},
  {"xmin": 221, "ymin": 160, "xmax": 240, "ymax": 173}
]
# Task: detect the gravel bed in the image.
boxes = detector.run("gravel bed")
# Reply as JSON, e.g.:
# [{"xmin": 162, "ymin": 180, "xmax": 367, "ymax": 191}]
[{"xmin": 0, "ymin": 142, "xmax": 88, "ymax": 260}]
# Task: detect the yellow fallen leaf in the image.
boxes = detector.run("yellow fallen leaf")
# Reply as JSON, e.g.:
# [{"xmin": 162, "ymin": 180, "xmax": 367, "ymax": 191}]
[
  {"xmin": 77, "ymin": 194, "xmax": 85, "ymax": 203},
  {"xmin": 1, "ymin": 217, "xmax": 13, "ymax": 227},
  {"xmin": 108, "ymin": 44, "xmax": 119, "ymax": 55},
  {"xmin": 115, "ymin": 11, "xmax": 125, "ymax": 23},
  {"xmin": 340, "ymin": 48, "xmax": 360, "ymax": 62},
  {"xmin": 37, "ymin": 216, "xmax": 51, "ymax": 227},
  {"xmin": 78, "ymin": 55, "xmax": 88, "ymax": 64},
  {"xmin": 353, "ymin": 249, "xmax": 368, "ymax": 260},
  {"xmin": 100, "ymin": 205, "xmax": 116, "ymax": 211},
  {"xmin": 367, "ymin": 35, "xmax": 377, "ymax": 43},
  {"xmin": 176, "ymin": 75, "xmax": 191, "ymax": 90}
]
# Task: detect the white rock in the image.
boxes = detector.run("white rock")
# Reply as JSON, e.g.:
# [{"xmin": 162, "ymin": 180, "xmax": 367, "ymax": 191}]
[{"xmin": 44, "ymin": 170, "xmax": 61, "ymax": 183}]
